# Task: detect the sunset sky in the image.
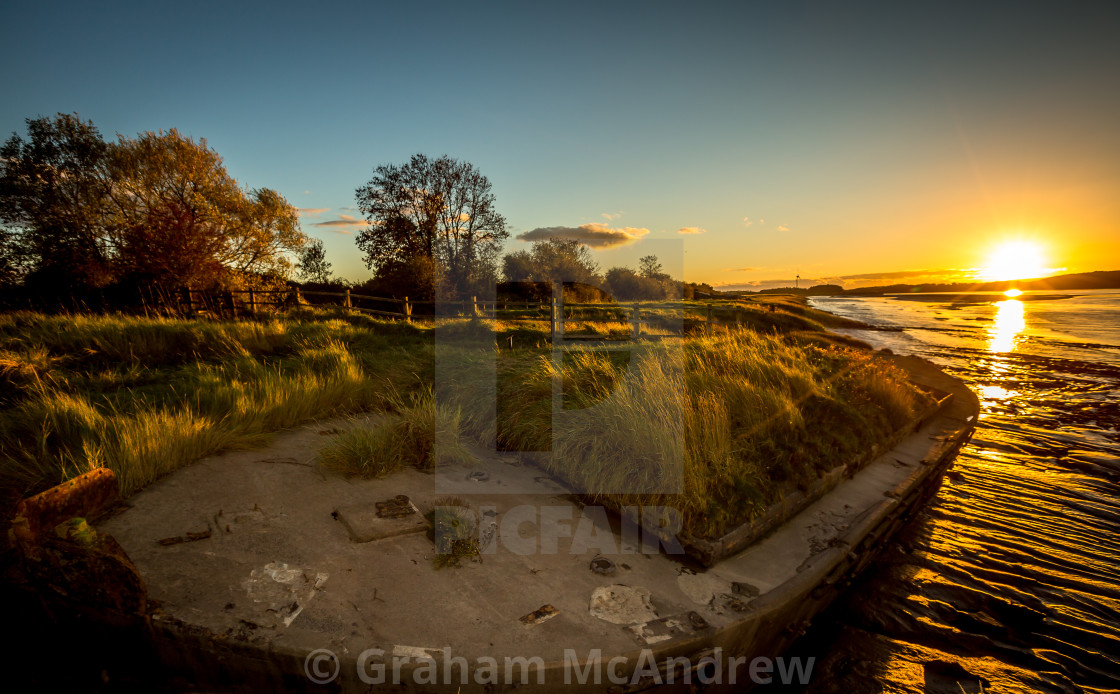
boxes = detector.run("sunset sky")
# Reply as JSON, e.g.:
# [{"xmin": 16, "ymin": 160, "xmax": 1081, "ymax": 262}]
[{"xmin": 2, "ymin": 1, "xmax": 1118, "ymax": 289}]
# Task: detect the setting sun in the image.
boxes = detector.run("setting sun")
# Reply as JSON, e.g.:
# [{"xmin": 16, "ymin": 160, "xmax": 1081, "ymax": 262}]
[{"xmin": 979, "ymin": 240, "xmax": 1051, "ymax": 282}]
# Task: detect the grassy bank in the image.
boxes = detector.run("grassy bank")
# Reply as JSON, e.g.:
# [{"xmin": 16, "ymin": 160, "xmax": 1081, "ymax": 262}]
[{"xmin": 2, "ymin": 296, "xmax": 926, "ymax": 539}]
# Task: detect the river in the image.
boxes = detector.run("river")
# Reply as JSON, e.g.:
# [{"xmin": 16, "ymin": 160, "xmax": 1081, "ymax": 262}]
[{"xmin": 795, "ymin": 290, "xmax": 1120, "ymax": 693}]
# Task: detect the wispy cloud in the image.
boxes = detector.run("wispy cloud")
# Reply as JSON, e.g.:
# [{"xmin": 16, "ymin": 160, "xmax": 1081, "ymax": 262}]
[
  {"xmin": 742, "ymin": 217, "xmax": 753, "ymax": 227},
  {"xmin": 776, "ymin": 225, "xmax": 789, "ymax": 232},
  {"xmin": 723, "ymin": 266, "xmax": 761, "ymax": 272},
  {"xmin": 302, "ymin": 190, "xmax": 311, "ymax": 195},
  {"xmin": 601, "ymin": 211, "xmax": 623, "ymax": 222},
  {"xmin": 312, "ymin": 214, "xmax": 369, "ymax": 234},
  {"xmin": 517, "ymin": 223, "xmax": 649, "ymax": 249},
  {"xmin": 677, "ymin": 226, "xmax": 706, "ymax": 235},
  {"xmin": 298, "ymin": 207, "xmax": 328, "ymax": 217}
]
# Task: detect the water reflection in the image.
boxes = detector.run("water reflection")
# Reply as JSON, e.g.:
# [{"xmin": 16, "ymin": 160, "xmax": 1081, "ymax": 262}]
[{"xmin": 988, "ymin": 299, "xmax": 1025, "ymax": 353}]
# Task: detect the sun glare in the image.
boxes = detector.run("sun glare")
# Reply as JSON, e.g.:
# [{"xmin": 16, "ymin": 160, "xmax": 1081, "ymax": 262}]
[
  {"xmin": 979, "ymin": 240, "xmax": 1050, "ymax": 282},
  {"xmin": 1004, "ymin": 288, "xmax": 1022, "ymax": 297}
]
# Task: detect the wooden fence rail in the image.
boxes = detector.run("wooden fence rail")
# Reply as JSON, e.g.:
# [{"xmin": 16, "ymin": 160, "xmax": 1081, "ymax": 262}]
[{"xmin": 157, "ymin": 287, "xmax": 728, "ymax": 342}]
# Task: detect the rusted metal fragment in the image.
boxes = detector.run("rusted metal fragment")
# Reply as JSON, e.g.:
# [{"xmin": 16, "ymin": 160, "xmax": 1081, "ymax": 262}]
[
  {"xmin": 9, "ymin": 470, "xmax": 146, "ymax": 623},
  {"xmin": 336, "ymin": 499, "xmax": 428, "ymax": 543},
  {"xmin": 28, "ymin": 518, "xmax": 147, "ymax": 623},
  {"xmin": 375, "ymin": 494, "xmax": 416, "ymax": 519},
  {"xmin": 9, "ymin": 468, "xmax": 119, "ymax": 551},
  {"xmin": 520, "ymin": 604, "xmax": 559, "ymax": 625},
  {"xmin": 158, "ymin": 529, "xmax": 212, "ymax": 546}
]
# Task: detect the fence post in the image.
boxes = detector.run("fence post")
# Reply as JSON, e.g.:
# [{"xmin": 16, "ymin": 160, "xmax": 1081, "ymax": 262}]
[
  {"xmin": 248, "ymin": 288, "xmax": 256, "ymax": 313},
  {"xmin": 632, "ymin": 303, "xmax": 640, "ymax": 341},
  {"xmin": 557, "ymin": 291, "xmax": 565, "ymax": 340},
  {"xmin": 706, "ymin": 304, "xmax": 713, "ymax": 337},
  {"xmin": 345, "ymin": 288, "xmax": 351, "ymax": 309},
  {"xmin": 183, "ymin": 288, "xmax": 193, "ymax": 314},
  {"xmin": 472, "ymin": 296, "xmax": 478, "ymax": 316},
  {"xmin": 403, "ymin": 296, "xmax": 412, "ymax": 324},
  {"xmin": 295, "ymin": 286, "xmax": 302, "ymax": 306},
  {"xmin": 550, "ymin": 297, "xmax": 556, "ymax": 341}
]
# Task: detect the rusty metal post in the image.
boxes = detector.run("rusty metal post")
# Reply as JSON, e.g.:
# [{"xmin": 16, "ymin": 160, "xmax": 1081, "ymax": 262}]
[
  {"xmin": 345, "ymin": 288, "xmax": 351, "ymax": 309},
  {"xmin": 404, "ymin": 296, "xmax": 412, "ymax": 323}
]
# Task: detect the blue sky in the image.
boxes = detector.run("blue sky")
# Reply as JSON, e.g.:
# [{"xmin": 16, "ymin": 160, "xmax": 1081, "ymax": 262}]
[{"xmin": 3, "ymin": 1, "xmax": 1118, "ymax": 288}]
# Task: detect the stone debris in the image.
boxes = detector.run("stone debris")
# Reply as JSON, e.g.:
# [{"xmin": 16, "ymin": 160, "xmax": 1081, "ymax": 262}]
[
  {"xmin": 676, "ymin": 570, "xmax": 733, "ymax": 606},
  {"xmin": 590, "ymin": 556, "xmax": 616, "ymax": 576},
  {"xmin": 241, "ymin": 562, "xmax": 328, "ymax": 628},
  {"xmin": 589, "ymin": 585, "xmax": 658, "ymax": 625},
  {"xmin": 627, "ymin": 612, "xmax": 710, "ymax": 645}
]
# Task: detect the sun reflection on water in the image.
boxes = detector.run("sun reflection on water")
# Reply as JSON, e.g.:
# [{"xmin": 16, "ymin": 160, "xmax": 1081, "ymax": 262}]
[{"xmin": 988, "ymin": 299, "xmax": 1025, "ymax": 353}]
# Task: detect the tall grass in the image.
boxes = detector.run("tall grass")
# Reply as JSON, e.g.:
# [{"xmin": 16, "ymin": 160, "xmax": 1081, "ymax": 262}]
[
  {"xmin": 1, "ymin": 299, "xmax": 924, "ymax": 540},
  {"xmin": 317, "ymin": 387, "xmax": 476, "ymax": 478},
  {"xmin": 0, "ymin": 311, "xmax": 432, "ymax": 505},
  {"xmin": 439, "ymin": 329, "xmax": 931, "ymax": 538}
]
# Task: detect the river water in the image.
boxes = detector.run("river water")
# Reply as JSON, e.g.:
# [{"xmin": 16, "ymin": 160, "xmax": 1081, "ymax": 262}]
[{"xmin": 797, "ymin": 290, "xmax": 1120, "ymax": 693}]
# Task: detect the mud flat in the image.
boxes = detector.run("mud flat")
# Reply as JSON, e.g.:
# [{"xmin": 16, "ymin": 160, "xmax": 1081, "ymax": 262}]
[{"xmin": 11, "ymin": 353, "xmax": 977, "ymax": 691}]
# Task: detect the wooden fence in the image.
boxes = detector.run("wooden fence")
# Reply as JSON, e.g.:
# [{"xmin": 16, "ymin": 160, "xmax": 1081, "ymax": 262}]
[{"xmin": 155, "ymin": 286, "xmax": 734, "ymax": 342}]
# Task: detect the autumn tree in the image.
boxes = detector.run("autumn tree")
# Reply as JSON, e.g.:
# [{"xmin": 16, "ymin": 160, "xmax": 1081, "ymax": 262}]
[
  {"xmin": 1, "ymin": 115, "xmax": 306, "ymax": 296},
  {"xmin": 355, "ymin": 154, "xmax": 508, "ymax": 296},
  {"xmin": 107, "ymin": 129, "xmax": 305, "ymax": 288}
]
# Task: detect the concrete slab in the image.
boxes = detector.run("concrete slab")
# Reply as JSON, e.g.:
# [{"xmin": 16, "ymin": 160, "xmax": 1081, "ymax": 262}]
[
  {"xmin": 334, "ymin": 498, "xmax": 428, "ymax": 543},
  {"xmin": 88, "ymin": 354, "xmax": 977, "ymax": 691}
]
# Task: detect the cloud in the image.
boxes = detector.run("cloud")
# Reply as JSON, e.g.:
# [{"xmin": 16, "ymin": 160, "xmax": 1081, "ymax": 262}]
[
  {"xmin": 298, "ymin": 207, "xmax": 328, "ymax": 216},
  {"xmin": 312, "ymin": 214, "xmax": 369, "ymax": 234},
  {"xmin": 677, "ymin": 226, "xmax": 706, "ymax": 235},
  {"xmin": 742, "ymin": 217, "xmax": 753, "ymax": 227},
  {"xmin": 601, "ymin": 211, "xmax": 623, "ymax": 222},
  {"xmin": 723, "ymin": 267, "xmax": 761, "ymax": 272},
  {"xmin": 302, "ymin": 190, "xmax": 311, "ymax": 195},
  {"xmin": 516, "ymin": 223, "xmax": 649, "ymax": 249},
  {"xmin": 776, "ymin": 225, "xmax": 789, "ymax": 232}
]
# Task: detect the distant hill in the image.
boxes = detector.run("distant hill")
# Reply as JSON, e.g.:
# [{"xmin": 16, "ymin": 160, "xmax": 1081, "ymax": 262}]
[{"xmin": 843, "ymin": 270, "xmax": 1120, "ymax": 295}]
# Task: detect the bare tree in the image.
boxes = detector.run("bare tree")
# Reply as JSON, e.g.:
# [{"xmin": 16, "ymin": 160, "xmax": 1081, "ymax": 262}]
[{"xmin": 355, "ymin": 154, "xmax": 507, "ymax": 296}]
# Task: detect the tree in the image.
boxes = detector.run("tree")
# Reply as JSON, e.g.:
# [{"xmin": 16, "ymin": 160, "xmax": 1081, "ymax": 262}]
[
  {"xmin": 604, "ymin": 266, "xmax": 676, "ymax": 301},
  {"xmin": 0, "ymin": 113, "xmax": 114, "ymax": 291},
  {"xmin": 502, "ymin": 238, "xmax": 602, "ymax": 285},
  {"xmin": 1, "ymin": 116, "xmax": 307, "ymax": 295},
  {"xmin": 107, "ymin": 129, "xmax": 305, "ymax": 288},
  {"xmin": 296, "ymin": 238, "xmax": 333, "ymax": 284},
  {"xmin": 639, "ymin": 255, "xmax": 666, "ymax": 279},
  {"xmin": 355, "ymin": 154, "xmax": 508, "ymax": 296}
]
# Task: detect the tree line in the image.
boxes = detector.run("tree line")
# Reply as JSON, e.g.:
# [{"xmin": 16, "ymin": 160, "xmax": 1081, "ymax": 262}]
[
  {"xmin": 0, "ymin": 113, "xmax": 306, "ymax": 305},
  {"xmin": 1, "ymin": 113, "xmax": 712, "ymax": 309}
]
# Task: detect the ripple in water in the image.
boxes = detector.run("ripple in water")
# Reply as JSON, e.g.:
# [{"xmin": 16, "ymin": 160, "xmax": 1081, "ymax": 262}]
[{"xmin": 794, "ymin": 291, "xmax": 1120, "ymax": 693}]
